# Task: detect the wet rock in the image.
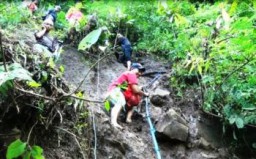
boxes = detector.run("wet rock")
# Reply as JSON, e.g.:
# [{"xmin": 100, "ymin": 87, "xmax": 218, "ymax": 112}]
[
  {"xmin": 156, "ymin": 109, "xmax": 189, "ymax": 142},
  {"xmin": 216, "ymin": 148, "xmax": 240, "ymax": 158},
  {"xmin": 190, "ymin": 137, "xmax": 213, "ymax": 150},
  {"xmin": 188, "ymin": 114, "xmax": 199, "ymax": 138},
  {"xmin": 150, "ymin": 106, "xmax": 162, "ymax": 122},
  {"xmin": 33, "ymin": 44, "xmax": 53, "ymax": 57},
  {"xmin": 150, "ymin": 88, "xmax": 170, "ymax": 106},
  {"xmin": 198, "ymin": 137, "xmax": 212, "ymax": 150},
  {"xmin": 174, "ymin": 144, "xmax": 186, "ymax": 159}
]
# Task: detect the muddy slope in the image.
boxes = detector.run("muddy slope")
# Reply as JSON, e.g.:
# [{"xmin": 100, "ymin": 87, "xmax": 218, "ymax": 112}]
[{"xmin": 59, "ymin": 46, "xmax": 240, "ymax": 159}]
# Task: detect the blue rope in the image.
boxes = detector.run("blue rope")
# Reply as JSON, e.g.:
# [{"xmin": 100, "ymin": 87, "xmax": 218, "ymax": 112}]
[
  {"xmin": 145, "ymin": 97, "xmax": 162, "ymax": 159},
  {"xmin": 92, "ymin": 114, "xmax": 97, "ymax": 159}
]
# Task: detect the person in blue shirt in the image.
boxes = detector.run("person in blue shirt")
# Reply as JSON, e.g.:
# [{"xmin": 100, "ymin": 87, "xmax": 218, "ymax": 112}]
[
  {"xmin": 116, "ymin": 33, "xmax": 132, "ymax": 71},
  {"xmin": 42, "ymin": 5, "xmax": 61, "ymax": 30}
]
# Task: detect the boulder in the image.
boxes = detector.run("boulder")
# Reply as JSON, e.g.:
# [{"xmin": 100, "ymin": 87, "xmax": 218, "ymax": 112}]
[
  {"xmin": 156, "ymin": 109, "xmax": 188, "ymax": 142},
  {"xmin": 150, "ymin": 88, "xmax": 170, "ymax": 107},
  {"xmin": 150, "ymin": 106, "xmax": 162, "ymax": 122},
  {"xmin": 33, "ymin": 44, "xmax": 53, "ymax": 57}
]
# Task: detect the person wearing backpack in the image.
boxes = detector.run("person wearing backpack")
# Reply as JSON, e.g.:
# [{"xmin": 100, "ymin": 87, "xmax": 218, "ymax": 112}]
[{"xmin": 104, "ymin": 63, "xmax": 148, "ymax": 129}]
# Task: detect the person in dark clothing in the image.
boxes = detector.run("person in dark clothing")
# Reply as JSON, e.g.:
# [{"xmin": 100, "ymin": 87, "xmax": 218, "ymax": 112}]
[
  {"xmin": 34, "ymin": 26, "xmax": 60, "ymax": 53},
  {"xmin": 35, "ymin": 5, "xmax": 61, "ymax": 53},
  {"xmin": 116, "ymin": 33, "xmax": 132, "ymax": 71}
]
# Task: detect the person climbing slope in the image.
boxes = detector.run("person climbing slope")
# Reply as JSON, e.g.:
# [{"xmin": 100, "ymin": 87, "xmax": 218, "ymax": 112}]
[
  {"xmin": 115, "ymin": 33, "xmax": 133, "ymax": 71},
  {"xmin": 105, "ymin": 63, "xmax": 148, "ymax": 129},
  {"xmin": 42, "ymin": 5, "xmax": 61, "ymax": 31},
  {"xmin": 34, "ymin": 5, "xmax": 61, "ymax": 57},
  {"xmin": 34, "ymin": 25, "xmax": 60, "ymax": 55}
]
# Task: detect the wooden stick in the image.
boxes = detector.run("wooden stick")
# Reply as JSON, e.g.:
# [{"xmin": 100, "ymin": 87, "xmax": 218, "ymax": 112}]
[
  {"xmin": 16, "ymin": 87, "xmax": 56, "ymax": 101},
  {"xmin": 0, "ymin": 31, "xmax": 7, "ymax": 71}
]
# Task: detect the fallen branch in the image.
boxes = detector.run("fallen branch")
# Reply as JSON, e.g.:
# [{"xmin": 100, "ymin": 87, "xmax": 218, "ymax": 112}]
[
  {"xmin": 216, "ymin": 36, "xmax": 235, "ymax": 44},
  {"xmin": 0, "ymin": 31, "xmax": 7, "ymax": 71},
  {"xmin": 201, "ymin": 109, "xmax": 256, "ymax": 128},
  {"xmin": 27, "ymin": 121, "xmax": 38, "ymax": 144},
  {"xmin": 70, "ymin": 95, "xmax": 104, "ymax": 103},
  {"xmin": 52, "ymin": 84, "xmax": 104, "ymax": 103},
  {"xmin": 141, "ymin": 71, "xmax": 167, "ymax": 76},
  {"xmin": 56, "ymin": 109, "xmax": 63, "ymax": 124},
  {"xmin": 16, "ymin": 87, "xmax": 56, "ymax": 101},
  {"xmin": 217, "ymin": 58, "xmax": 252, "ymax": 89}
]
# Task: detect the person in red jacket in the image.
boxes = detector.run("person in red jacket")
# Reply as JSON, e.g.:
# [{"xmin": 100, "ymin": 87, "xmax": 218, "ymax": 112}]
[
  {"xmin": 105, "ymin": 63, "xmax": 148, "ymax": 129},
  {"xmin": 66, "ymin": 2, "xmax": 84, "ymax": 27}
]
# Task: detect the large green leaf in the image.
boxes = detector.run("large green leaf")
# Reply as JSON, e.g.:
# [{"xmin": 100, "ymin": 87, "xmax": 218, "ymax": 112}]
[
  {"xmin": 104, "ymin": 100, "xmax": 111, "ymax": 112},
  {"xmin": 27, "ymin": 81, "xmax": 42, "ymax": 88},
  {"xmin": 242, "ymin": 104, "xmax": 256, "ymax": 111},
  {"xmin": 24, "ymin": 151, "xmax": 31, "ymax": 159},
  {"xmin": 231, "ymin": 17, "xmax": 252, "ymax": 31},
  {"xmin": 235, "ymin": 117, "xmax": 244, "ymax": 128},
  {"xmin": 0, "ymin": 63, "xmax": 32, "ymax": 86},
  {"xmin": 31, "ymin": 145, "xmax": 45, "ymax": 159},
  {"xmin": 78, "ymin": 28, "xmax": 102, "ymax": 51},
  {"xmin": 0, "ymin": 80, "xmax": 13, "ymax": 95},
  {"xmin": 229, "ymin": 116, "xmax": 236, "ymax": 124},
  {"xmin": 6, "ymin": 139, "xmax": 27, "ymax": 159}
]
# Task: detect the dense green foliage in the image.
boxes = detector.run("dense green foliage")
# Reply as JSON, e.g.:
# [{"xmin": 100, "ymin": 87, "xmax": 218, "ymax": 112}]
[
  {"xmin": 82, "ymin": 0, "xmax": 256, "ymax": 129},
  {"xmin": 0, "ymin": 1, "xmax": 89, "ymax": 158},
  {"xmin": 0, "ymin": 0, "xmax": 255, "ymax": 137},
  {"xmin": 0, "ymin": 63, "xmax": 32, "ymax": 95},
  {"xmin": 6, "ymin": 139, "xmax": 44, "ymax": 159}
]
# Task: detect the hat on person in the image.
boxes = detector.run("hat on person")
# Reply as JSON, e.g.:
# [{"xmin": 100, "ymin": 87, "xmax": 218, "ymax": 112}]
[{"xmin": 131, "ymin": 63, "xmax": 146, "ymax": 73}]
